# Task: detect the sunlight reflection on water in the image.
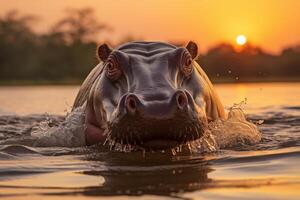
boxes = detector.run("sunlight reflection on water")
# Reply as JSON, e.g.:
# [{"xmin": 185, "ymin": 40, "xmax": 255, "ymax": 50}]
[{"xmin": 0, "ymin": 83, "xmax": 299, "ymax": 200}]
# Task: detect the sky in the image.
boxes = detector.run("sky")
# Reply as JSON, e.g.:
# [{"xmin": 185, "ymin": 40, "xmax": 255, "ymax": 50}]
[{"xmin": 1, "ymin": 0, "xmax": 300, "ymax": 54}]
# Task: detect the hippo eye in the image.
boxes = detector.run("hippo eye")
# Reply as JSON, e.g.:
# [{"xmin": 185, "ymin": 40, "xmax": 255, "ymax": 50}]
[
  {"xmin": 180, "ymin": 51, "xmax": 193, "ymax": 78},
  {"xmin": 105, "ymin": 55, "xmax": 122, "ymax": 81}
]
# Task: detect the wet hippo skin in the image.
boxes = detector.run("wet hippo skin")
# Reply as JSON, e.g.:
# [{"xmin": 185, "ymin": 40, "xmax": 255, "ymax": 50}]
[{"xmin": 72, "ymin": 41, "xmax": 225, "ymax": 150}]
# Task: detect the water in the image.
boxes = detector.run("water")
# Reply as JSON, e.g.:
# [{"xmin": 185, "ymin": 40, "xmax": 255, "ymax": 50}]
[{"xmin": 0, "ymin": 83, "xmax": 299, "ymax": 200}]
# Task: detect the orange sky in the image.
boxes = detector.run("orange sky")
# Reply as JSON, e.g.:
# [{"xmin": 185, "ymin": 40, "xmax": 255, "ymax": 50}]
[{"xmin": 1, "ymin": 0, "xmax": 300, "ymax": 53}]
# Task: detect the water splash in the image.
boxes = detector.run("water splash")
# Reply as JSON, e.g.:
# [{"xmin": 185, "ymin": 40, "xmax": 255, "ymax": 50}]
[
  {"xmin": 209, "ymin": 100, "xmax": 261, "ymax": 149},
  {"xmin": 30, "ymin": 107, "xmax": 86, "ymax": 147},
  {"xmin": 169, "ymin": 131, "xmax": 218, "ymax": 155},
  {"xmin": 0, "ymin": 100, "xmax": 261, "ymax": 152},
  {"xmin": 102, "ymin": 99, "xmax": 261, "ymax": 153}
]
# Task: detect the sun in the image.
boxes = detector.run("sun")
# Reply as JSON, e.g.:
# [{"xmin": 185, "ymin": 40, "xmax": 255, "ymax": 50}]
[{"xmin": 236, "ymin": 34, "xmax": 247, "ymax": 46}]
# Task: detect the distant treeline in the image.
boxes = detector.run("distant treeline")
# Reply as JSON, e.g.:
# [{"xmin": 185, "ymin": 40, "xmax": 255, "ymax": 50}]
[
  {"xmin": 0, "ymin": 8, "xmax": 300, "ymax": 84},
  {"xmin": 198, "ymin": 43, "xmax": 300, "ymax": 82},
  {"xmin": 0, "ymin": 8, "xmax": 102, "ymax": 84}
]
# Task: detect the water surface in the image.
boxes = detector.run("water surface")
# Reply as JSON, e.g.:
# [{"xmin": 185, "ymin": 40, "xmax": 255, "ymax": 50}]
[{"xmin": 0, "ymin": 83, "xmax": 299, "ymax": 200}]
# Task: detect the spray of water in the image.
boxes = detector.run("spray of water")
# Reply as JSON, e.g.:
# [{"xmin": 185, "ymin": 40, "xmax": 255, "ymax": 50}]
[
  {"xmin": 31, "ymin": 107, "xmax": 86, "ymax": 147},
  {"xmin": 21, "ymin": 99, "xmax": 261, "ymax": 153},
  {"xmin": 209, "ymin": 99, "xmax": 261, "ymax": 149},
  {"xmin": 102, "ymin": 99, "xmax": 261, "ymax": 153}
]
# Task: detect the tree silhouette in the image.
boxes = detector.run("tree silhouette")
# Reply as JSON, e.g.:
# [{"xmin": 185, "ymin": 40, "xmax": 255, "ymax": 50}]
[
  {"xmin": 0, "ymin": 10, "xmax": 39, "ymax": 81},
  {"xmin": 0, "ymin": 8, "xmax": 299, "ymax": 84},
  {"xmin": 51, "ymin": 8, "xmax": 110, "ymax": 44}
]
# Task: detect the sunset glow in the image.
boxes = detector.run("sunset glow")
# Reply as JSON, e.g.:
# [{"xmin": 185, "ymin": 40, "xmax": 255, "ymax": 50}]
[
  {"xmin": 0, "ymin": 0, "xmax": 300, "ymax": 53},
  {"xmin": 236, "ymin": 35, "xmax": 247, "ymax": 46}
]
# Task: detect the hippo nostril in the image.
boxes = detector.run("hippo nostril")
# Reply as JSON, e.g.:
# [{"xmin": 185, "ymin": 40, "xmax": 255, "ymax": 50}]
[
  {"xmin": 125, "ymin": 95, "xmax": 137, "ymax": 114},
  {"xmin": 128, "ymin": 98, "xmax": 136, "ymax": 110},
  {"xmin": 176, "ymin": 92, "xmax": 188, "ymax": 109}
]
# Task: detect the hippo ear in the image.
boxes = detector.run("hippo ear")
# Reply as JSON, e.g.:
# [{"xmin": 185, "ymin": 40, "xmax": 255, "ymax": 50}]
[
  {"xmin": 186, "ymin": 41, "xmax": 198, "ymax": 59},
  {"xmin": 97, "ymin": 43, "xmax": 112, "ymax": 62}
]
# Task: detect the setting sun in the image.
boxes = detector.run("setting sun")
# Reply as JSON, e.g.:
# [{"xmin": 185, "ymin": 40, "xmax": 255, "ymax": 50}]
[{"xmin": 236, "ymin": 34, "xmax": 247, "ymax": 46}]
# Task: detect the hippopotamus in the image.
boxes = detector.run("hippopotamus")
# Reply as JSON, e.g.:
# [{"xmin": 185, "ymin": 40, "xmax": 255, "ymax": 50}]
[{"xmin": 72, "ymin": 41, "xmax": 225, "ymax": 150}]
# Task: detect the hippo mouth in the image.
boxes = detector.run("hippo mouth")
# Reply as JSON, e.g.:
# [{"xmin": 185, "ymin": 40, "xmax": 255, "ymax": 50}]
[{"xmin": 105, "ymin": 113, "xmax": 207, "ymax": 151}]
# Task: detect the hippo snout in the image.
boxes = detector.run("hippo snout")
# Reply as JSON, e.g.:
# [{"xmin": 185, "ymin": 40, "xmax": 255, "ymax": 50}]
[
  {"xmin": 107, "ymin": 90, "xmax": 206, "ymax": 149},
  {"xmin": 119, "ymin": 90, "xmax": 190, "ymax": 119}
]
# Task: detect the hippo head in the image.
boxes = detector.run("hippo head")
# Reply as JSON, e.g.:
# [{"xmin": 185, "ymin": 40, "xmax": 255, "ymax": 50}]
[{"xmin": 85, "ymin": 41, "xmax": 223, "ymax": 150}]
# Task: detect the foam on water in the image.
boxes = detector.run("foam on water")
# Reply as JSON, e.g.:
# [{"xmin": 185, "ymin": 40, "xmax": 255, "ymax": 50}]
[
  {"xmin": 1, "ymin": 84, "xmax": 299, "ymax": 199},
  {"xmin": 20, "ymin": 101, "xmax": 261, "ymax": 153},
  {"xmin": 30, "ymin": 107, "xmax": 86, "ymax": 147},
  {"xmin": 209, "ymin": 108, "xmax": 261, "ymax": 149}
]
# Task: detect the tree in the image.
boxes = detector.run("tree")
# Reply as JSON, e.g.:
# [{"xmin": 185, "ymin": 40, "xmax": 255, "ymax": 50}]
[
  {"xmin": 0, "ymin": 10, "xmax": 39, "ymax": 81},
  {"xmin": 51, "ymin": 8, "xmax": 110, "ymax": 44}
]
